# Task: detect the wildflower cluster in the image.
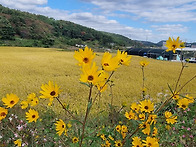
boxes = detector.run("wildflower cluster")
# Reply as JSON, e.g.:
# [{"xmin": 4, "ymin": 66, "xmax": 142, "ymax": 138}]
[{"xmin": 74, "ymin": 47, "xmax": 131, "ymax": 91}]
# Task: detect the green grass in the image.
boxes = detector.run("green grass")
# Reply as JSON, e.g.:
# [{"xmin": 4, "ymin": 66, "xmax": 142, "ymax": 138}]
[{"xmin": 0, "ymin": 46, "xmax": 195, "ymax": 114}]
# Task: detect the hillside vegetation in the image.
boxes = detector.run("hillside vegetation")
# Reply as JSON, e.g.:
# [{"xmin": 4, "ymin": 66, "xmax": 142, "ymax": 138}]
[
  {"xmin": 0, "ymin": 5, "xmax": 143, "ymax": 49},
  {"xmin": 0, "ymin": 46, "xmax": 195, "ymax": 114}
]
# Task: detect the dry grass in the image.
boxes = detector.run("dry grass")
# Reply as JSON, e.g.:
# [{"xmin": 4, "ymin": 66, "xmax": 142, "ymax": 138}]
[{"xmin": 0, "ymin": 46, "xmax": 195, "ymax": 114}]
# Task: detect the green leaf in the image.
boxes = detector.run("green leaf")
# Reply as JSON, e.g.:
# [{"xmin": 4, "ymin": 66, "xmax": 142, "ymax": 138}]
[
  {"xmin": 87, "ymin": 98, "xmax": 92, "ymax": 110},
  {"xmin": 80, "ymin": 82, "xmax": 90, "ymax": 87},
  {"xmin": 66, "ymin": 104, "xmax": 69, "ymax": 110},
  {"xmin": 78, "ymin": 128, "xmax": 81, "ymax": 136},
  {"xmin": 84, "ymin": 136, "xmax": 99, "ymax": 141},
  {"xmin": 167, "ymin": 83, "xmax": 173, "ymax": 94},
  {"xmin": 70, "ymin": 143, "xmax": 79, "ymax": 147},
  {"xmin": 70, "ymin": 119, "xmax": 83, "ymax": 125}
]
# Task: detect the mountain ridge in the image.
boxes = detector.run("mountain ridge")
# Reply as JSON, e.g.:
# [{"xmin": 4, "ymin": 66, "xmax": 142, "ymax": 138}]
[{"xmin": 0, "ymin": 4, "xmax": 144, "ymax": 50}]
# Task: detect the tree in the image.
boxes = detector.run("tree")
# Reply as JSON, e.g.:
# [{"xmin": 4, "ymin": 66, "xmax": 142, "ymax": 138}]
[{"xmin": 0, "ymin": 16, "xmax": 15, "ymax": 40}]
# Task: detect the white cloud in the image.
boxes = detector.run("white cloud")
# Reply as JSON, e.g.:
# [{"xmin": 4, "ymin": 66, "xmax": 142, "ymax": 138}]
[
  {"xmin": 0, "ymin": 0, "xmax": 48, "ymax": 11},
  {"xmin": 1, "ymin": 0, "xmax": 47, "ymax": 5},
  {"xmin": 151, "ymin": 24, "xmax": 188, "ymax": 33},
  {"xmin": 81, "ymin": 0, "xmax": 196, "ymax": 22}
]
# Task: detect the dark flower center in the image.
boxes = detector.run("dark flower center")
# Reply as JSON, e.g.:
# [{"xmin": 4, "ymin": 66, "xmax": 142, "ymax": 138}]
[
  {"xmin": 88, "ymin": 75, "xmax": 94, "ymax": 81},
  {"xmin": 1, "ymin": 112, "xmax": 6, "ymax": 116},
  {"xmin": 62, "ymin": 125, "xmax": 64, "ymax": 128},
  {"xmin": 172, "ymin": 45, "xmax": 176, "ymax": 48},
  {"xmin": 120, "ymin": 59, "xmax": 124, "ymax": 63},
  {"xmin": 136, "ymin": 145, "xmax": 139, "ymax": 147},
  {"xmin": 148, "ymin": 143, "xmax": 152, "ymax": 146},
  {"xmin": 104, "ymin": 63, "xmax": 109, "ymax": 66},
  {"xmin": 117, "ymin": 143, "xmax": 121, "ymax": 146},
  {"xmin": 182, "ymin": 105, "xmax": 186, "ymax": 108},
  {"xmin": 144, "ymin": 106, "xmax": 148, "ymax": 109},
  {"xmin": 83, "ymin": 57, "xmax": 89, "ymax": 63},
  {"xmin": 50, "ymin": 91, "xmax": 56, "ymax": 96},
  {"xmin": 10, "ymin": 100, "xmax": 15, "ymax": 104},
  {"xmin": 32, "ymin": 115, "xmax": 36, "ymax": 118}
]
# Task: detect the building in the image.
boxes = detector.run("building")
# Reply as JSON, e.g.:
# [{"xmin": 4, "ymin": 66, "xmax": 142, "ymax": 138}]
[
  {"xmin": 125, "ymin": 48, "xmax": 174, "ymax": 60},
  {"xmin": 125, "ymin": 47, "xmax": 196, "ymax": 63}
]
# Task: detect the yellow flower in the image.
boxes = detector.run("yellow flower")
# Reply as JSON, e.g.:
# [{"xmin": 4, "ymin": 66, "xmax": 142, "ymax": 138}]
[
  {"xmin": 121, "ymin": 125, "xmax": 128, "ymax": 133},
  {"xmin": 142, "ymin": 136, "xmax": 159, "ymax": 147},
  {"xmin": 98, "ymin": 70, "xmax": 109, "ymax": 81},
  {"xmin": 27, "ymin": 93, "xmax": 39, "ymax": 107},
  {"xmin": 72, "ymin": 137, "xmax": 79, "ymax": 143},
  {"xmin": 147, "ymin": 114, "xmax": 157, "ymax": 125},
  {"xmin": 100, "ymin": 134, "xmax": 106, "ymax": 140},
  {"xmin": 125, "ymin": 110, "xmax": 136, "ymax": 120},
  {"xmin": 0, "ymin": 107, "xmax": 8, "ymax": 121},
  {"xmin": 165, "ymin": 125, "xmax": 171, "ymax": 130},
  {"xmin": 101, "ymin": 52, "xmax": 119, "ymax": 71},
  {"xmin": 152, "ymin": 127, "xmax": 158, "ymax": 137},
  {"xmin": 67, "ymin": 122, "xmax": 72, "ymax": 128},
  {"xmin": 165, "ymin": 37, "xmax": 184, "ymax": 53},
  {"xmin": 2, "ymin": 93, "xmax": 19, "ymax": 108},
  {"xmin": 74, "ymin": 46, "xmax": 95, "ymax": 66},
  {"xmin": 172, "ymin": 92, "xmax": 179, "ymax": 100},
  {"xmin": 140, "ymin": 60, "xmax": 149, "ymax": 67},
  {"xmin": 177, "ymin": 98, "xmax": 190, "ymax": 110},
  {"xmin": 139, "ymin": 100, "xmax": 154, "ymax": 113},
  {"xmin": 164, "ymin": 111, "xmax": 177, "ymax": 124},
  {"xmin": 105, "ymin": 140, "xmax": 111, "ymax": 147},
  {"xmin": 115, "ymin": 50, "xmax": 131, "ymax": 66},
  {"xmin": 141, "ymin": 87, "xmax": 147, "ymax": 93},
  {"xmin": 25, "ymin": 109, "xmax": 39, "ymax": 123},
  {"xmin": 108, "ymin": 135, "xmax": 114, "ymax": 141},
  {"xmin": 115, "ymin": 140, "xmax": 123, "ymax": 147},
  {"xmin": 185, "ymin": 94, "xmax": 194, "ymax": 103},
  {"xmin": 116, "ymin": 125, "xmax": 121, "ymax": 133},
  {"xmin": 139, "ymin": 113, "xmax": 145, "ymax": 121},
  {"xmin": 131, "ymin": 102, "xmax": 140, "ymax": 113},
  {"xmin": 121, "ymin": 101, "xmax": 127, "ymax": 107},
  {"xmin": 95, "ymin": 70, "xmax": 109, "ymax": 92},
  {"xmin": 132, "ymin": 136, "xmax": 143, "ymax": 147},
  {"xmin": 20, "ymin": 101, "xmax": 28, "ymax": 109},
  {"xmin": 80, "ymin": 62, "xmax": 100, "ymax": 85},
  {"xmin": 121, "ymin": 132, "xmax": 126, "ymax": 139},
  {"xmin": 55, "ymin": 119, "xmax": 66, "ymax": 136},
  {"xmin": 14, "ymin": 139, "xmax": 22, "ymax": 147},
  {"xmin": 40, "ymin": 81, "xmax": 61, "ymax": 105},
  {"xmin": 141, "ymin": 123, "xmax": 151, "ymax": 135}
]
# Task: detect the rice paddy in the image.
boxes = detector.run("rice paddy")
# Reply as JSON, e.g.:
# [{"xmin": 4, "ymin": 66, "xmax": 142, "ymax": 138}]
[{"xmin": 0, "ymin": 46, "xmax": 195, "ymax": 114}]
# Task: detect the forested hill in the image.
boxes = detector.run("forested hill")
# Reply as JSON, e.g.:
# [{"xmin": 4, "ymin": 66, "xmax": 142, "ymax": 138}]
[{"xmin": 0, "ymin": 4, "xmax": 143, "ymax": 49}]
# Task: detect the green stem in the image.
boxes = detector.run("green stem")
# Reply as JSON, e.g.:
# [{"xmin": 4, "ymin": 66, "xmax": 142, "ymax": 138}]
[
  {"xmin": 155, "ymin": 74, "xmax": 195, "ymax": 114},
  {"xmin": 79, "ymin": 84, "xmax": 93, "ymax": 147},
  {"xmin": 56, "ymin": 97, "xmax": 82, "ymax": 124},
  {"xmin": 141, "ymin": 67, "xmax": 145, "ymax": 99},
  {"xmin": 92, "ymin": 71, "xmax": 115, "ymax": 105}
]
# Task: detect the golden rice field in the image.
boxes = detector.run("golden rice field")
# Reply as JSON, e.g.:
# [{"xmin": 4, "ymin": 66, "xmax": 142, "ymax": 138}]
[{"xmin": 0, "ymin": 46, "xmax": 195, "ymax": 115}]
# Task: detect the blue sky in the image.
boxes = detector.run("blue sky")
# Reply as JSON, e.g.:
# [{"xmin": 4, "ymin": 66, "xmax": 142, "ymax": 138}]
[{"xmin": 1, "ymin": 0, "xmax": 196, "ymax": 43}]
